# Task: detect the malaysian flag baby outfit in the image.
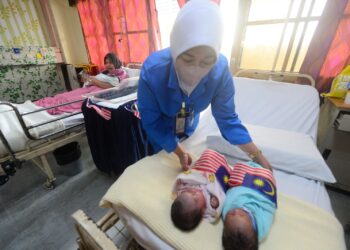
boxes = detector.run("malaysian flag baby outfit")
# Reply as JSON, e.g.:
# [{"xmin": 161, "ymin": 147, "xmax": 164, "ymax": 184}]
[
  {"xmin": 228, "ymin": 161, "xmax": 277, "ymax": 205},
  {"xmin": 223, "ymin": 161, "xmax": 277, "ymax": 241},
  {"xmin": 172, "ymin": 149, "xmax": 231, "ymax": 223}
]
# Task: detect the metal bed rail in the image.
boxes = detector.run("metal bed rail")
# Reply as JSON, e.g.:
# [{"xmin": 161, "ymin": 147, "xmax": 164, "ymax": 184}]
[
  {"xmin": 0, "ymin": 100, "xmax": 85, "ymax": 141},
  {"xmin": 235, "ymin": 69, "xmax": 316, "ymax": 87},
  {"xmin": 0, "ymin": 83, "xmax": 139, "ymax": 189},
  {"xmin": 0, "ymin": 100, "xmax": 86, "ymax": 189}
]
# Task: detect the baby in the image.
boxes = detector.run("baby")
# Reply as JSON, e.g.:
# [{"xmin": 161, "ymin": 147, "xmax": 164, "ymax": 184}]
[
  {"xmin": 222, "ymin": 161, "xmax": 277, "ymax": 250},
  {"xmin": 171, "ymin": 149, "xmax": 231, "ymax": 231}
]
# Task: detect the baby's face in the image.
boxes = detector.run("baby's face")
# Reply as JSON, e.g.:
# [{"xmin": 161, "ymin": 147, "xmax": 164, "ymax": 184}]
[
  {"xmin": 179, "ymin": 188, "xmax": 206, "ymax": 211},
  {"xmin": 210, "ymin": 195, "xmax": 219, "ymax": 209},
  {"xmin": 224, "ymin": 208, "xmax": 255, "ymax": 237}
]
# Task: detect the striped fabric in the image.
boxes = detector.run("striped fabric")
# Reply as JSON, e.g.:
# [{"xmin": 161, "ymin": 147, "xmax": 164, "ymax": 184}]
[
  {"xmin": 134, "ymin": 110, "xmax": 140, "ymax": 119},
  {"xmin": 228, "ymin": 162, "xmax": 276, "ymax": 187},
  {"xmin": 124, "ymin": 101, "xmax": 140, "ymax": 120},
  {"xmin": 191, "ymin": 149, "xmax": 231, "ymax": 196},
  {"xmin": 193, "ymin": 149, "xmax": 231, "ymax": 173}
]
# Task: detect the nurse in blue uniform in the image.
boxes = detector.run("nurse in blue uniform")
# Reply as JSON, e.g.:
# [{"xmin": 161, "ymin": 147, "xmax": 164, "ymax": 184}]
[{"xmin": 138, "ymin": 0, "xmax": 271, "ymax": 170}]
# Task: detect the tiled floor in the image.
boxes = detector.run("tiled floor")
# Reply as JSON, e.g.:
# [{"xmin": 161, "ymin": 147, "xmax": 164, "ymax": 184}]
[
  {"xmin": 0, "ymin": 137, "xmax": 117, "ymax": 250},
  {"xmin": 1, "ymin": 138, "xmax": 349, "ymax": 250}
]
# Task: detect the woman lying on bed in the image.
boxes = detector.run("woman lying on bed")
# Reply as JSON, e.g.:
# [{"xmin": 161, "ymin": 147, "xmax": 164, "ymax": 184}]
[
  {"xmin": 84, "ymin": 53, "xmax": 128, "ymax": 89},
  {"xmin": 34, "ymin": 53, "xmax": 129, "ymax": 115}
]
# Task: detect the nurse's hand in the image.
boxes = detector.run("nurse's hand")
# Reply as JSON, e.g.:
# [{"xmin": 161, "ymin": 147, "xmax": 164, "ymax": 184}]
[
  {"xmin": 238, "ymin": 142, "xmax": 272, "ymax": 171},
  {"xmin": 254, "ymin": 154, "xmax": 272, "ymax": 171},
  {"xmin": 179, "ymin": 152, "xmax": 192, "ymax": 171},
  {"xmin": 174, "ymin": 143, "xmax": 192, "ymax": 171}
]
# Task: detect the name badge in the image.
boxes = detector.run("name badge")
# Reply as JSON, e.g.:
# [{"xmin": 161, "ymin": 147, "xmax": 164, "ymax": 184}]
[{"xmin": 175, "ymin": 102, "xmax": 188, "ymax": 136}]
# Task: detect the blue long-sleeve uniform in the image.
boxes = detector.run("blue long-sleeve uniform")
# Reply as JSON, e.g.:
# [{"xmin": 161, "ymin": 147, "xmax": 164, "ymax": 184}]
[{"xmin": 137, "ymin": 48, "xmax": 252, "ymax": 153}]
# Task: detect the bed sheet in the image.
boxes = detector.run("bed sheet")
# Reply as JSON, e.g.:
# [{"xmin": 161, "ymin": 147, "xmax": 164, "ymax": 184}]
[
  {"xmin": 94, "ymin": 92, "xmax": 137, "ymax": 109},
  {"xmin": 185, "ymin": 105, "xmax": 334, "ymax": 211},
  {"xmin": 60, "ymin": 113, "xmax": 85, "ymax": 127},
  {"xmin": 233, "ymin": 77, "xmax": 320, "ymax": 141}
]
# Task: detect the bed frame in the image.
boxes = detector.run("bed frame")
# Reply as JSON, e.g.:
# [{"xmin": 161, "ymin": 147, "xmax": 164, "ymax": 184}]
[
  {"xmin": 72, "ymin": 209, "xmax": 143, "ymax": 250},
  {"xmin": 0, "ymin": 70, "xmax": 142, "ymax": 189},
  {"xmin": 71, "ymin": 70, "xmax": 318, "ymax": 249},
  {"xmin": 235, "ymin": 69, "xmax": 315, "ymax": 87},
  {"xmin": 72, "ymin": 210, "xmax": 119, "ymax": 250},
  {"xmin": 0, "ymin": 100, "xmax": 86, "ymax": 189}
]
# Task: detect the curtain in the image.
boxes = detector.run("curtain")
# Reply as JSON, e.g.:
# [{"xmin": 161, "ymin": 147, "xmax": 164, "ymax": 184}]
[
  {"xmin": 177, "ymin": 0, "xmax": 220, "ymax": 8},
  {"xmin": 77, "ymin": 0, "xmax": 114, "ymax": 70},
  {"xmin": 77, "ymin": 0, "xmax": 161, "ymax": 69},
  {"xmin": 0, "ymin": 0, "xmax": 46, "ymax": 46},
  {"xmin": 300, "ymin": 0, "xmax": 350, "ymax": 93},
  {"xmin": 316, "ymin": 1, "xmax": 350, "ymax": 93}
]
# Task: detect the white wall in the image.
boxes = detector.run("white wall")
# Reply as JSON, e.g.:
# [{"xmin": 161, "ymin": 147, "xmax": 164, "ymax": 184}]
[{"xmin": 49, "ymin": 0, "xmax": 89, "ymax": 64}]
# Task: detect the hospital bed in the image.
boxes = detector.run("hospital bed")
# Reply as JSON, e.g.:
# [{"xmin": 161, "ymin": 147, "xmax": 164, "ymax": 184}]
[
  {"xmin": 0, "ymin": 100, "xmax": 86, "ymax": 189},
  {"xmin": 72, "ymin": 71, "xmax": 346, "ymax": 249},
  {"xmin": 0, "ymin": 70, "xmax": 141, "ymax": 189}
]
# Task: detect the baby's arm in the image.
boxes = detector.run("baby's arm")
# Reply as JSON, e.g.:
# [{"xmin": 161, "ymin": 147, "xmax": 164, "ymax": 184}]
[{"xmin": 203, "ymin": 186, "xmax": 226, "ymax": 223}]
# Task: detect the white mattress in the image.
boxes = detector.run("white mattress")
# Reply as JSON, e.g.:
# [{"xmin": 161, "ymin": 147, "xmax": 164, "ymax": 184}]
[
  {"xmin": 274, "ymin": 170, "xmax": 333, "ymax": 214},
  {"xmin": 111, "ymin": 78, "xmax": 334, "ymax": 249},
  {"xmin": 95, "ymin": 92, "xmax": 137, "ymax": 109},
  {"xmin": 60, "ymin": 113, "xmax": 85, "ymax": 127},
  {"xmin": 0, "ymin": 101, "xmax": 65, "ymax": 156}
]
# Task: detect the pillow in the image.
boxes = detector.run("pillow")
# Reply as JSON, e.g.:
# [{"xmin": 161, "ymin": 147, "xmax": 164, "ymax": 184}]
[
  {"xmin": 233, "ymin": 77, "xmax": 320, "ymax": 141},
  {"xmin": 206, "ymin": 124, "xmax": 336, "ymax": 183},
  {"xmin": 122, "ymin": 67, "xmax": 141, "ymax": 78}
]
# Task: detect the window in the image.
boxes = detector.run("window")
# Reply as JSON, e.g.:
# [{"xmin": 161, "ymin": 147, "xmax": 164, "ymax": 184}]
[
  {"xmin": 232, "ymin": 0, "xmax": 327, "ymax": 73},
  {"xmin": 155, "ymin": 0, "xmax": 237, "ymax": 62},
  {"xmin": 155, "ymin": 0, "xmax": 180, "ymax": 48}
]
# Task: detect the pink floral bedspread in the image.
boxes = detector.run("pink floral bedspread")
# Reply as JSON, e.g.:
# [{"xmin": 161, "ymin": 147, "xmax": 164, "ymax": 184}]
[{"xmin": 34, "ymin": 86, "xmax": 102, "ymax": 115}]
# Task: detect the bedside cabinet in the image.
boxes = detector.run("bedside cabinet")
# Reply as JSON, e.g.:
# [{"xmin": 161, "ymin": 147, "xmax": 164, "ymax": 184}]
[{"xmin": 318, "ymin": 97, "xmax": 350, "ymax": 192}]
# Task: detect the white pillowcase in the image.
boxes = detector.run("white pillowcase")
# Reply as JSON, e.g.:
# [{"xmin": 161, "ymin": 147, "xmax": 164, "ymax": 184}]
[
  {"xmin": 206, "ymin": 124, "xmax": 336, "ymax": 183},
  {"xmin": 123, "ymin": 67, "xmax": 141, "ymax": 78}
]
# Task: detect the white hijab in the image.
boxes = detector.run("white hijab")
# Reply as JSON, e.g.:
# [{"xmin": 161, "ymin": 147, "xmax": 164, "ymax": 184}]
[{"xmin": 170, "ymin": 0, "xmax": 223, "ymax": 61}]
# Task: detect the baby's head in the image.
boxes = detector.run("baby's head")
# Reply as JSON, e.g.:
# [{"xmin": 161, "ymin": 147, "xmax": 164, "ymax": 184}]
[
  {"xmin": 222, "ymin": 208, "xmax": 258, "ymax": 250},
  {"xmin": 171, "ymin": 188, "xmax": 206, "ymax": 231}
]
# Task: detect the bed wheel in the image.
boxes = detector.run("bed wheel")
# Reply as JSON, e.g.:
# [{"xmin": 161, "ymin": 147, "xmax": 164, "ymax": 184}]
[{"xmin": 43, "ymin": 179, "xmax": 55, "ymax": 190}]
